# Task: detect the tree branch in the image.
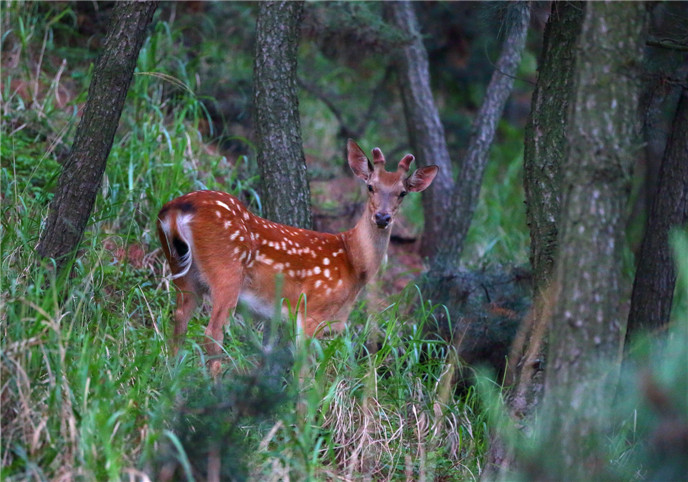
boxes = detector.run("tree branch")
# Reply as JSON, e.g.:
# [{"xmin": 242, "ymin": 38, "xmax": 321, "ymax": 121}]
[{"xmin": 430, "ymin": 1, "xmax": 531, "ymax": 275}]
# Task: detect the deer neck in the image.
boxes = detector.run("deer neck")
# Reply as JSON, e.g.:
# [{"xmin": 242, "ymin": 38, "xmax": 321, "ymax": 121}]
[{"xmin": 342, "ymin": 204, "xmax": 391, "ymax": 284}]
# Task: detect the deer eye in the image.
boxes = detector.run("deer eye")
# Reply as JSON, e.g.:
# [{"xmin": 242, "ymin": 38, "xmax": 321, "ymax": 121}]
[
  {"xmin": 399, "ymin": 191, "xmax": 407, "ymax": 198},
  {"xmin": 367, "ymin": 185, "xmax": 374, "ymax": 193}
]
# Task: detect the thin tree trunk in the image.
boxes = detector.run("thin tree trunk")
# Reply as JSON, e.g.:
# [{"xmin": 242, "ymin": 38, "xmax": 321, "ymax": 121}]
[
  {"xmin": 536, "ymin": 2, "xmax": 646, "ymax": 479},
  {"xmin": 384, "ymin": 1, "xmax": 454, "ymax": 258},
  {"xmin": 429, "ymin": 2, "xmax": 531, "ymax": 276},
  {"xmin": 253, "ymin": 1, "xmax": 312, "ymax": 229},
  {"xmin": 37, "ymin": 1, "xmax": 158, "ymax": 270},
  {"xmin": 627, "ymin": 85, "xmax": 688, "ymax": 338}
]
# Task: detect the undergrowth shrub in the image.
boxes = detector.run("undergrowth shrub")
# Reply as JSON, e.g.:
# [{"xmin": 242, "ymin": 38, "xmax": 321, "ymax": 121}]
[{"xmin": 479, "ymin": 231, "xmax": 688, "ymax": 481}]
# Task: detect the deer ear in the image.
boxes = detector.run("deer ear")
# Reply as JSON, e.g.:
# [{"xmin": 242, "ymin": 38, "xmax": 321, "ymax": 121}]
[
  {"xmin": 347, "ymin": 139, "xmax": 374, "ymax": 181},
  {"xmin": 405, "ymin": 165, "xmax": 438, "ymax": 192}
]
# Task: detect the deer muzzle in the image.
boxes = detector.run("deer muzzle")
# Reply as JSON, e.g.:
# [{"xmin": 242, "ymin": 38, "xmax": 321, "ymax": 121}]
[{"xmin": 374, "ymin": 212, "xmax": 391, "ymax": 228}]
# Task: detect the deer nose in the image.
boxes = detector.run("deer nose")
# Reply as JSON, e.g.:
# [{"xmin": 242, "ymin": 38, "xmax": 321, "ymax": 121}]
[{"xmin": 374, "ymin": 212, "xmax": 391, "ymax": 228}]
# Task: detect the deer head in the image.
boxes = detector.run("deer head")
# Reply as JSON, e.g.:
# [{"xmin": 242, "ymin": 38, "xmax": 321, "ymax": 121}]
[{"xmin": 347, "ymin": 139, "xmax": 438, "ymax": 230}]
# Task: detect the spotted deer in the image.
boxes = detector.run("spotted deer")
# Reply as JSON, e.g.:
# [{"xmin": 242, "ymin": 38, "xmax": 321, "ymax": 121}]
[{"xmin": 157, "ymin": 139, "xmax": 438, "ymax": 372}]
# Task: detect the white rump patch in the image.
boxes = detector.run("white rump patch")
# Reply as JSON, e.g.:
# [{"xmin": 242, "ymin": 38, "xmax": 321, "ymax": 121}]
[{"xmin": 169, "ymin": 212, "xmax": 195, "ymax": 279}]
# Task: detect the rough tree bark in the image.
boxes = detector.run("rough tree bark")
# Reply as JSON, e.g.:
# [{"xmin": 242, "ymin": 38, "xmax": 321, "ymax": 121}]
[
  {"xmin": 253, "ymin": 1, "xmax": 312, "ymax": 230},
  {"xmin": 535, "ymin": 2, "xmax": 646, "ymax": 479},
  {"xmin": 626, "ymin": 86, "xmax": 688, "ymax": 338},
  {"xmin": 36, "ymin": 1, "xmax": 158, "ymax": 270},
  {"xmin": 384, "ymin": 1, "xmax": 454, "ymax": 258},
  {"xmin": 508, "ymin": 0, "xmax": 584, "ymax": 425},
  {"xmin": 429, "ymin": 2, "xmax": 531, "ymax": 276},
  {"xmin": 484, "ymin": 4, "xmax": 585, "ymax": 476}
]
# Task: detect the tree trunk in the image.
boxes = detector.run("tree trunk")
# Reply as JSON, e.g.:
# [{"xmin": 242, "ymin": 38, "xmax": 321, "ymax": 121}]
[
  {"xmin": 36, "ymin": 1, "xmax": 158, "ymax": 270},
  {"xmin": 507, "ymin": 0, "xmax": 584, "ymax": 424},
  {"xmin": 429, "ymin": 1, "xmax": 531, "ymax": 276},
  {"xmin": 419, "ymin": 2, "xmax": 530, "ymax": 325},
  {"xmin": 253, "ymin": 1, "xmax": 312, "ymax": 230},
  {"xmin": 384, "ymin": 1, "xmax": 454, "ymax": 258},
  {"xmin": 523, "ymin": 2, "xmax": 585, "ymax": 295},
  {"xmin": 536, "ymin": 3, "xmax": 646, "ymax": 479},
  {"xmin": 484, "ymin": 6, "xmax": 584, "ymax": 476},
  {"xmin": 627, "ymin": 86, "xmax": 688, "ymax": 338}
]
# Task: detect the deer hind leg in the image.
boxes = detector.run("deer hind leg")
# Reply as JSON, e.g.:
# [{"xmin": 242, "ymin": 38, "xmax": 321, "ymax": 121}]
[
  {"xmin": 204, "ymin": 267, "xmax": 243, "ymax": 376},
  {"xmin": 171, "ymin": 275, "xmax": 200, "ymax": 356}
]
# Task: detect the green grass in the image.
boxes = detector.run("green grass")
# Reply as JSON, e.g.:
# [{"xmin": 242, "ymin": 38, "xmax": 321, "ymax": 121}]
[{"xmin": 1, "ymin": 209, "xmax": 487, "ymax": 480}]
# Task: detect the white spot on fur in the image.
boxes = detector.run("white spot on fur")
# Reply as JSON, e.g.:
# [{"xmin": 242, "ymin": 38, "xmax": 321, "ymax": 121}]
[
  {"xmin": 216, "ymin": 200, "xmax": 231, "ymax": 211},
  {"xmin": 323, "ymin": 257, "xmax": 330, "ymax": 265}
]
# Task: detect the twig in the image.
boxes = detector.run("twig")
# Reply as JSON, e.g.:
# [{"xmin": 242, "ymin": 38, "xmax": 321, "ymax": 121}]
[{"xmin": 647, "ymin": 37, "xmax": 688, "ymax": 52}]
